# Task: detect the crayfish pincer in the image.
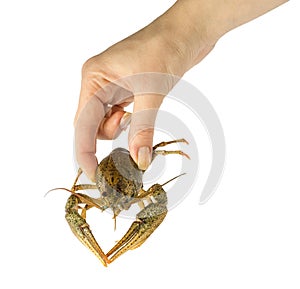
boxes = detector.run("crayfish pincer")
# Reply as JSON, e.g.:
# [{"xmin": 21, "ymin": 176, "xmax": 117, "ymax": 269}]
[{"xmin": 58, "ymin": 139, "xmax": 189, "ymax": 266}]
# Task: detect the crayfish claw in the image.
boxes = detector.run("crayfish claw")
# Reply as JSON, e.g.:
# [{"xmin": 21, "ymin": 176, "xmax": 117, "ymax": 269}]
[{"xmin": 65, "ymin": 195, "xmax": 108, "ymax": 267}]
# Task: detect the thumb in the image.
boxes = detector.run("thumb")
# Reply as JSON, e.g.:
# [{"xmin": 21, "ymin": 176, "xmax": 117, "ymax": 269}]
[{"xmin": 129, "ymin": 94, "xmax": 164, "ymax": 170}]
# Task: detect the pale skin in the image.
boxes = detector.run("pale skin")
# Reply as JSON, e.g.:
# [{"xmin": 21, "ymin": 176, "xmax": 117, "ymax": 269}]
[{"xmin": 74, "ymin": 0, "xmax": 288, "ymax": 181}]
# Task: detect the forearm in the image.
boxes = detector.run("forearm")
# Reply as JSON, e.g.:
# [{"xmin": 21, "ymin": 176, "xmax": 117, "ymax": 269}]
[
  {"xmin": 176, "ymin": 0, "xmax": 288, "ymax": 38},
  {"xmin": 152, "ymin": 0, "xmax": 289, "ymax": 70}
]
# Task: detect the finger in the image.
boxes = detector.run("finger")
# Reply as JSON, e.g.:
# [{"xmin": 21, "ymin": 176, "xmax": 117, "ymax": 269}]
[
  {"xmin": 129, "ymin": 94, "xmax": 164, "ymax": 170},
  {"xmin": 97, "ymin": 109, "xmax": 129, "ymax": 140},
  {"xmin": 75, "ymin": 96, "xmax": 106, "ymax": 182},
  {"xmin": 74, "ymin": 77, "xmax": 109, "ymax": 124}
]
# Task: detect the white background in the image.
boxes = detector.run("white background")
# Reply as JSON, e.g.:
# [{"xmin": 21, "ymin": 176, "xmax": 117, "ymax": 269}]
[{"xmin": 0, "ymin": 1, "xmax": 299, "ymax": 288}]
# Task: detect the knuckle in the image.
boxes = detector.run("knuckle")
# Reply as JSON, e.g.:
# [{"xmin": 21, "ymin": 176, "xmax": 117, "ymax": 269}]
[
  {"xmin": 81, "ymin": 56, "xmax": 98, "ymax": 76},
  {"xmin": 129, "ymin": 127, "xmax": 154, "ymax": 146}
]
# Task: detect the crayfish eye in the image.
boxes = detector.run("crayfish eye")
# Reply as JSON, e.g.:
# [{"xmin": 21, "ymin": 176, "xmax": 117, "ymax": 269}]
[{"xmin": 102, "ymin": 191, "xmax": 107, "ymax": 197}]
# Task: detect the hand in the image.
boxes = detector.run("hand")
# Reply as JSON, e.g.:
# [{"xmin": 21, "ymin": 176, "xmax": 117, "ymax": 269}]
[
  {"xmin": 74, "ymin": 15, "xmax": 215, "ymax": 181},
  {"xmin": 74, "ymin": 0, "xmax": 287, "ymax": 181}
]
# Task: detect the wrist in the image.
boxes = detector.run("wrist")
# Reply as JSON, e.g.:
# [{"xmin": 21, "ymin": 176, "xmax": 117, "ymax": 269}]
[{"xmin": 150, "ymin": 0, "xmax": 220, "ymax": 73}]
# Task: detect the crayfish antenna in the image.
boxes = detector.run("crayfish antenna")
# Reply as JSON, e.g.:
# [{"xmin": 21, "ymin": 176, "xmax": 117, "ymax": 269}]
[
  {"xmin": 44, "ymin": 187, "xmax": 74, "ymax": 198},
  {"xmin": 161, "ymin": 173, "xmax": 186, "ymax": 187},
  {"xmin": 113, "ymin": 216, "xmax": 117, "ymax": 231},
  {"xmin": 112, "ymin": 212, "xmax": 119, "ymax": 231},
  {"xmin": 112, "ymin": 208, "xmax": 122, "ymax": 231}
]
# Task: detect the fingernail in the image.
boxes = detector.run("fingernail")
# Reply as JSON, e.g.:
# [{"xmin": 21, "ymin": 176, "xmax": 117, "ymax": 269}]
[
  {"xmin": 119, "ymin": 112, "xmax": 131, "ymax": 130},
  {"xmin": 137, "ymin": 146, "xmax": 151, "ymax": 170}
]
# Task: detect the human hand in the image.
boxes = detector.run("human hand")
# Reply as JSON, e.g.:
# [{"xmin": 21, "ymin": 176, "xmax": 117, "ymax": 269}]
[
  {"xmin": 74, "ymin": 0, "xmax": 287, "ymax": 182},
  {"xmin": 74, "ymin": 11, "xmax": 215, "ymax": 181}
]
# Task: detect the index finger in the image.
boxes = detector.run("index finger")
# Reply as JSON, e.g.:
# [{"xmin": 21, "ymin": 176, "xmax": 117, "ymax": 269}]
[{"xmin": 74, "ymin": 95, "xmax": 106, "ymax": 182}]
